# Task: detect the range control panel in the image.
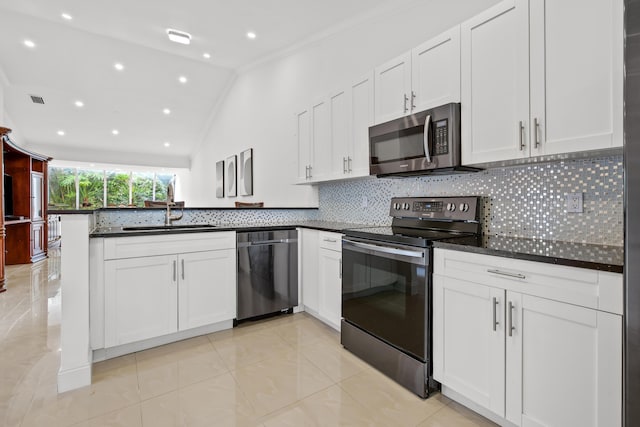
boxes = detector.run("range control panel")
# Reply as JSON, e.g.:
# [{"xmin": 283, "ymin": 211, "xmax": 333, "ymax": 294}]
[{"xmin": 389, "ymin": 196, "xmax": 479, "ymax": 221}]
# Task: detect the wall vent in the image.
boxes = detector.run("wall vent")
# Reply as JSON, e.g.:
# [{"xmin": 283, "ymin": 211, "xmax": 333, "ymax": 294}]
[{"xmin": 30, "ymin": 95, "xmax": 45, "ymax": 104}]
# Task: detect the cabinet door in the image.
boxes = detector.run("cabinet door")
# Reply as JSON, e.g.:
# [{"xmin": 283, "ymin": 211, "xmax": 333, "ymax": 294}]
[
  {"xmin": 330, "ymin": 89, "xmax": 350, "ymax": 177},
  {"xmin": 530, "ymin": 0, "xmax": 623, "ymax": 155},
  {"xmin": 374, "ymin": 52, "xmax": 412, "ymax": 124},
  {"xmin": 412, "ymin": 26, "xmax": 461, "ymax": 112},
  {"xmin": 300, "ymin": 228, "xmax": 319, "ymax": 314},
  {"xmin": 31, "ymin": 221, "xmax": 45, "ymax": 261},
  {"xmin": 296, "ymin": 108, "xmax": 311, "ymax": 182},
  {"xmin": 506, "ymin": 292, "xmax": 622, "ymax": 427},
  {"xmin": 318, "ymin": 248, "xmax": 342, "ymax": 331},
  {"xmin": 178, "ymin": 249, "xmax": 236, "ymax": 331},
  {"xmin": 31, "ymin": 172, "xmax": 44, "ymax": 221},
  {"xmin": 461, "ymin": 0, "xmax": 530, "ymax": 165},
  {"xmin": 105, "ymin": 255, "xmax": 177, "ymax": 347},
  {"xmin": 433, "ymin": 275, "xmax": 505, "ymax": 417},
  {"xmin": 349, "ymin": 72, "xmax": 374, "ymax": 177},
  {"xmin": 310, "ymin": 99, "xmax": 332, "ymax": 181}
]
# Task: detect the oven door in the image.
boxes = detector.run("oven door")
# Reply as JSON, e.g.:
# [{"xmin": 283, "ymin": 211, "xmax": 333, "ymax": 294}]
[{"xmin": 341, "ymin": 237, "xmax": 430, "ymax": 361}]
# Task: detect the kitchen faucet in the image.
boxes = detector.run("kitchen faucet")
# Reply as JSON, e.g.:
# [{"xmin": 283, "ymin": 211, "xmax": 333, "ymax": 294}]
[{"xmin": 165, "ymin": 182, "xmax": 184, "ymax": 225}]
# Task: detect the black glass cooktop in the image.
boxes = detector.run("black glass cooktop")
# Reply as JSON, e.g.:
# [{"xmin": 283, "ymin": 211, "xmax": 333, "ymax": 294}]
[{"xmin": 343, "ymin": 226, "xmax": 480, "ymax": 248}]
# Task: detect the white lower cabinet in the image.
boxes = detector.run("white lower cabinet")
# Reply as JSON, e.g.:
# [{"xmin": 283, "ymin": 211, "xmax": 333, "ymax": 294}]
[
  {"xmin": 433, "ymin": 248, "xmax": 622, "ymax": 427},
  {"xmin": 105, "ymin": 255, "xmax": 178, "ymax": 348},
  {"xmin": 95, "ymin": 232, "xmax": 237, "ymax": 350},
  {"xmin": 299, "ymin": 229, "xmax": 342, "ymax": 331},
  {"xmin": 318, "ymin": 245, "xmax": 342, "ymax": 331}
]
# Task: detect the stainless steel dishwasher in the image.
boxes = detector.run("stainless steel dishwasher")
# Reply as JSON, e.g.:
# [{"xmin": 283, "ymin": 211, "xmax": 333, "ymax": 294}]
[{"xmin": 236, "ymin": 229, "xmax": 298, "ymax": 323}]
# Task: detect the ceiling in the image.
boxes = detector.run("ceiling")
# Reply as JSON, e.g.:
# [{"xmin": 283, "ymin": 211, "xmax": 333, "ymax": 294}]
[{"xmin": 0, "ymin": 0, "xmax": 404, "ymax": 168}]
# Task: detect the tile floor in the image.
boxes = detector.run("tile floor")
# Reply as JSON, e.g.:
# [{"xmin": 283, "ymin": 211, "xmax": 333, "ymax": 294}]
[{"xmin": 0, "ymin": 248, "xmax": 497, "ymax": 426}]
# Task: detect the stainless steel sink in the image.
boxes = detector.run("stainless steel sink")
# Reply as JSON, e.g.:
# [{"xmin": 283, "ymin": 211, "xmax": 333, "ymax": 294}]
[{"xmin": 121, "ymin": 224, "xmax": 217, "ymax": 231}]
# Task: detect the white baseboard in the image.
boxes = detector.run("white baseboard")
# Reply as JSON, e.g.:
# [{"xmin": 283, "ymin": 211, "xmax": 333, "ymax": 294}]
[
  {"xmin": 92, "ymin": 320, "xmax": 233, "ymax": 362},
  {"xmin": 58, "ymin": 363, "xmax": 92, "ymax": 393}
]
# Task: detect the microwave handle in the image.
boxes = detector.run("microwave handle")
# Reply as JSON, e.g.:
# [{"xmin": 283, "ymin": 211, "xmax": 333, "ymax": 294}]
[{"xmin": 423, "ymin": 114, "xmax": 432, "ymax": 164}]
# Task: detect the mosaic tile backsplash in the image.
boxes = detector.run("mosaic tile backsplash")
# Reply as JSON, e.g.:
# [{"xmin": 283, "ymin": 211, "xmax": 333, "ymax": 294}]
[
  {"xmin": 318, "ymin": 155, "xmax": 623, "ymax": 246},
  {"xmin": 96, "ymin": 155, "xmax": 623, "ymax": 246}
]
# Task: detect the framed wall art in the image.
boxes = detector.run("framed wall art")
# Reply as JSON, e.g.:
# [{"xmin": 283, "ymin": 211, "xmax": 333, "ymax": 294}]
[
  {"xmin": 226, "ymin": 155, "xmax": 237, "ymax": 197},
  {"xmin": 215, "ymin": 160, "xmax": 224, "ymax": 198},
  {"xmin": 239, "ymin": 148, "xmax": 253, "ymax": 196}
]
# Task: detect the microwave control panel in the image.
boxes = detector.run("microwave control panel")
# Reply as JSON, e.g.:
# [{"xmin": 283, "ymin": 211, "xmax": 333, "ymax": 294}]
[{"xmin": 433, "ymin": 119, "xmax": 449, "ymax": 155}]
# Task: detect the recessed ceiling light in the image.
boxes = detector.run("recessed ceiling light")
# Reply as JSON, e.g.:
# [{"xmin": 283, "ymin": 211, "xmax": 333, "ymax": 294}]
[
  {"xmin": 247, "ymin": 32, "xmax": 257, "ymax": 40},
  {"xmin": 164, "ymin": 142, "xmax": 171, "ymax": 147},
  {"xmin": 24, "ymin": 40, "xmax": 36, "ymax": 48},
  {"xmin": 166, "ymin": 29, "xmax": 191, "ymax": 45},
  {"xmin": 163, "ymin": 108, "xmax": 171, "ymax": 115},
  {"xmin": 90, "ymin": 163, "xmax": 95, "ymax": 167},
  {"xmin": 57, "ymin": 130, "xmax": 65, "ymax": 136},
  {"xmin": 74, "ymin": 100, "xmax": 84, "ymax": 107},
  {"xmin": 61, "ymin": 13, "xmax": 72, "ymax": 20},
  {"xmin": 114, "ymin": 62, "xmax": 124, "ymax": 71},
  {"xmin": 203, "ymin": 52, "xmax": 211, "ymax": 59},
  {"xmin": 112, "ymin": 129, "xmax": 119, "ymax": 135},
  {"xmin": 178, "ymin": 76, "xmax": 188, "ymax": 84}
]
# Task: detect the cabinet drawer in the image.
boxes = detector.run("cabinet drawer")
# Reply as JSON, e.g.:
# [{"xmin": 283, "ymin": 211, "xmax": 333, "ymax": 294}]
[
  {"xmin": 104, "ymin": 231, "xmax": 236, "ymax": 260},
  {"xmin": 434, "ymin": 248, "xmax": 623, "ymax": 314},
  {"xmin": 318, "ymin": 231, "xmax": 343, "ymax": 251}
]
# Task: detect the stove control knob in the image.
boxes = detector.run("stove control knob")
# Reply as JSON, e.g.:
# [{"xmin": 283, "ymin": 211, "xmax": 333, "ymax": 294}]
[
  {"xmin": 403, "ymin": 203, "xmax": 410, "ymax": 210},
  {"xmin": 459, "ymin": 203, "xmax": 469, "ymax": 212},
  {"xmin": 446, "ymin": 203, "xmax": 456, "ymax": 212},
  {"xmin": 393, "ymin": 203, "xmax": 399, "ymax": 210}
]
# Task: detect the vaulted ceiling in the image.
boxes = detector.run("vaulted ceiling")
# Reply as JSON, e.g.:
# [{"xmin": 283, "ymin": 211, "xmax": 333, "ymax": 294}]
[{"xmin": 0, "ymin": 0, "xmax": 405, "ymax": 167}]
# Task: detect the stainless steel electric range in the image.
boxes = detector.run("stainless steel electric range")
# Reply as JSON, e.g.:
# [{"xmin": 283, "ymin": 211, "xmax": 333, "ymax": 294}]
[{"xmin": 341, "ymin": 196, "xmax": 481, "ymax": 398}]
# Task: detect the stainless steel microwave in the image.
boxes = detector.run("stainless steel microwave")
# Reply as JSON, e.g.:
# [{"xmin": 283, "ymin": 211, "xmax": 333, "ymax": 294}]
[{"xmin": 369, "ymin": 102, "xmax": 471, "ymax": 177}]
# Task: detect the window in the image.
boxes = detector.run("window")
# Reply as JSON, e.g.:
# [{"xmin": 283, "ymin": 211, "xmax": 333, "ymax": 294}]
[
  {"xmin": 48, "ymin": 168, "xmax": 77, "ymax": 209},
  {"xmin": 48, "ymin": 167, "xmax": 178, "ymax": 210}
]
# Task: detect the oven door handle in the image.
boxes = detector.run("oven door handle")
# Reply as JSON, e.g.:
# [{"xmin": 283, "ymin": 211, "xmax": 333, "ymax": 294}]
[{"xmin": 343, "ymin": 239, "xmax": 426, "ymax": 262}]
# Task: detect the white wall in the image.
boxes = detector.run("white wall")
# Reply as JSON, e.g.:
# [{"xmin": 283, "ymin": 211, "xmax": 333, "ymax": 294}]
[{"xmin": 186, "ymin": 0, "xmax": 500, "ymax": 207}]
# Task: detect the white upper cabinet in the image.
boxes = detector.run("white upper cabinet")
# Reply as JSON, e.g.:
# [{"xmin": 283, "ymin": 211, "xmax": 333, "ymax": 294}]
[
  {"xmin": 462, "ymin": 0, "xmax": 623, "ymax": 165},
  {"xmin": 375, "ymin": 27, "xmax": 462, "ymax": 124},
  {"xmin": 529, "ymin": 0, "xmax": 623, "ymax": 155},
  {"xmin": 310, "ymin": 99, "xmax": 332, "ymax": 181},
  {"xmin": 374, "ymin": 52, "xmax": 412, "ymax": 123},
  {"xmin": 348, "ymin": 72, "xmax": 375, "ymax": 177},
  {"xmin": 461, "ymin": 0, "xmax": 530, "ymax": 165},
  {"xmin": 296, "ymin": 108, "xmax": 311, "ymax": 182},
  {"xmin": 330, "ymin": 88, "xmax": 350, "ymax": 176},
  {"xmin": 412, "ymin": 26, "xmax": 461, "ymax": 113}
]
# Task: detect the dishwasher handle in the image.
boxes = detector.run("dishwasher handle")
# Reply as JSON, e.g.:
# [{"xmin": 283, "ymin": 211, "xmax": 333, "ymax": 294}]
[{"xmin": 237, "ymin": 238, "xmax": 298, "ymax": 248}]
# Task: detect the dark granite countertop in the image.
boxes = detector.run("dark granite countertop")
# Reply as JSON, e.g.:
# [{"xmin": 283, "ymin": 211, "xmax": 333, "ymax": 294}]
[
  {"xmin": 50, "ymin": 207, "xmax": 318, "ymax": 214},
  {"xmin": 90, "ymin": 220, "xmax": 371, "ymax": 238},
  {"xmin": 434, "ymin": 235, "xmax": 623, "ymax": 273}
]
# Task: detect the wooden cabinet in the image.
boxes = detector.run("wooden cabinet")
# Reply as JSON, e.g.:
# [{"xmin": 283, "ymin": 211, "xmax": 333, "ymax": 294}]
[
  {"xmin": 461, "ymin": 0, "xmax": 623, "ymax": 165},
  {"xmin": 433, "ymin": 248, "xmax": 622, "ymax": 426},
  {"xmin": 375, "ymin": 27, "xmax": 461, "ymax": 124},
  {"xmin": 1, "ymin": 127, "xmax": 50, "ymax": 266}
]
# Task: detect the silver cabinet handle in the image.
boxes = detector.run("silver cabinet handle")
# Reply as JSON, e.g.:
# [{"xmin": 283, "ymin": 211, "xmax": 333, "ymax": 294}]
[
  {"xmin": 308, "ymin": 165, "xmax": 312, "ymax": 178},
  {"xmin": 181, "ymin": 259, "xmax": 185, "ymax": 280},
  {"xmin": 343, "ymin": 157, "xmax": 347, "ymax": 174},
  {"xmin": 411, "ymin": 91, "xmax": 416, "ymax": 111},
  {"xmin": 492, "ymin": 297, "xmax": 499, "ymax": 331},
  {"xmin": 404, "ymin": 94, "xmax": 409, "ymax": 113},
  {"xmin": 347, "ymin": 157, "xmax": 352, "ymax": 172},
  {"xmin": 534, "ymin": 117, "xmax": 541, "ymax": 148},
  {"xmin": 423, "ymin": 114, "xmax": 432, "ymax": 164},
  {"xmin": 172, "ymin": 260, "xmax": 177, "ymax": 282},
  {"xmin": 339, "ymin": 259, "xmax": 342, "ymax": 279},
  {"xmin": 487, "ymin": 269, "xmax": 526, "ymax": 280},
  {"xmin": 508, "ymin": 301, "xmax": 515, "ymax": 337},
  {"xmin": 519, "ymin": 121, "xmax": 526, "ymax": 151},
  {"xmin": 323, "ymin": 238, "xmax": 337, "ymax": 243}
]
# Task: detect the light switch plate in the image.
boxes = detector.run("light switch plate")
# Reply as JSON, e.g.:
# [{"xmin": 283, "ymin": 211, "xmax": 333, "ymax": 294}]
[{"xmin": 566, "ymin": 192, "xmax": 583, "ymax": 213}]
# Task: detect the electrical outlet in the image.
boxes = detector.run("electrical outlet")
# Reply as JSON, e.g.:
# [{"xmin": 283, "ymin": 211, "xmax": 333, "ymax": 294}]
[
  {"xmin": 566, "ymin": 192, "xmax": 583, "ymax": 213},
  {"xmin": 361, "ymin": 196, "xmax": 368, "ymax": 208}
]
